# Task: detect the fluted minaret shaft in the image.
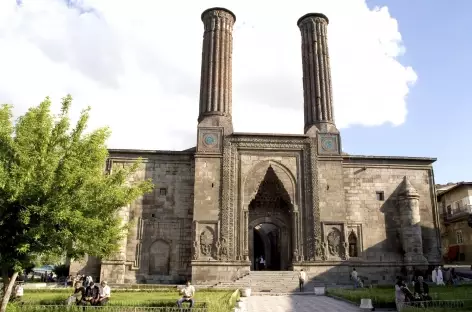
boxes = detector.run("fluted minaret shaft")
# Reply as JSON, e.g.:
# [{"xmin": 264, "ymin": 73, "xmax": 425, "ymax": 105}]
[
  {"xmin": 198, "ymin": 8, "xmax": 235, "ymax": 122},
  {"xmin": 298, "ymin": 13, "xmax": 335, "ymax": 133}
]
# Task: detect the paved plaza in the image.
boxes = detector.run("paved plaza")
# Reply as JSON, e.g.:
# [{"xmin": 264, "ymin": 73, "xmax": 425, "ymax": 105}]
[{"xmin": 247, "ymin": 295, "xmax": 359, "ymax": 312}]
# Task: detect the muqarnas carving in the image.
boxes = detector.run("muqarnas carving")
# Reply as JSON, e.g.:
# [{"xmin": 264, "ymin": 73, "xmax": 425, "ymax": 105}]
[
  {"xmin": 199, "ymin": 227, "xmax": 216, "ymax": 259},
  {"xmin": 397, "ymin": 177, "xmax": 428, "ymax": 268}
]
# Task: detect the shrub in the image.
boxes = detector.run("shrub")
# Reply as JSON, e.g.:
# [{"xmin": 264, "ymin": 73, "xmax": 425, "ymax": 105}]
[{"xmin": 52, "ymin": 265, "xmax": 70, "ymax": 278}]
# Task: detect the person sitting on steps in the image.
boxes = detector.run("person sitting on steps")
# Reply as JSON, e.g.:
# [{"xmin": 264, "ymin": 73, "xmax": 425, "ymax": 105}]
[{"xmin": 176, "ymin": 280, "xmax": 196, "ymax": 308}]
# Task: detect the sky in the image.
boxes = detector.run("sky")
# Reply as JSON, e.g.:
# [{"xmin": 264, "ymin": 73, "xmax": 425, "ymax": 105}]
[{"xmin": 0, "ymin": 0, "xmax": 469, "ymax": 184}]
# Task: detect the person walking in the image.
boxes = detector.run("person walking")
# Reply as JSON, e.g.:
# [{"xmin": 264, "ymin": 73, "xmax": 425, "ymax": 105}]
[
  {"xmin": 350, "ymin": 268, "xmax": 358, "ymax": 288},
  {"xmin": 298, "ymin": 269, "xmax": 306, "ymax": 292},
  {"xmin": 259, "ymin": 256, "xmax": 265, "ymax": 270}
]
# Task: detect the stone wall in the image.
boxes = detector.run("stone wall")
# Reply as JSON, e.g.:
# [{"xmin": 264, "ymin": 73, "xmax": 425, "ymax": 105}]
[
  {"xmin": 317, "ymin": 158, "xmax": 345, "ymax": 221},
  {"xmin": 342, "ymin": 160, "xmax": 440, "ymax": 265},
  {"xmin": 69, "ymin": 255, "xmax": 101, "ymax": 280},
  {"xmin": 124, "ymin": 153, "xmax": 195, "ymax": 284},
  {"xmin": 71, "ymin": 151, "xmax": 195, "ymax": 284},
  {"xmin": 293, "ymin": 264, "xmax": 401, "ymax": 286}
]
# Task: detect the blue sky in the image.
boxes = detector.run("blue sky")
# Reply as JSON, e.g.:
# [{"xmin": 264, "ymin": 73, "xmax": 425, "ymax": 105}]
[{"xmin": 343, "ymin": 0, "xmax": 472, "ymax": 184}]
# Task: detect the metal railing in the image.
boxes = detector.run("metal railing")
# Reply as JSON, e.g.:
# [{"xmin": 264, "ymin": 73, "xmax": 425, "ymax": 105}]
[
  {"xmin": 13, "ymin": 305, "xmax": 207, "ymax": 312},
  {"xmin": 403, "ymin": 299, "xmax": 472, "ymax": 311},
  {"xmin": 444, "ymin": 204, "xmax": 472, "ymax": 221}
]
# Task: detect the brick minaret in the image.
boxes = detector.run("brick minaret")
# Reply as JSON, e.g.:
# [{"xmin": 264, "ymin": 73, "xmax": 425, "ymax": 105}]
[
  {"xmin": 298, "ymin": 13, "xmax": 337, "ymax": 136},
  {"xmin": 198, "ymin": 7, "xmax": 235, "ymax": 134}
]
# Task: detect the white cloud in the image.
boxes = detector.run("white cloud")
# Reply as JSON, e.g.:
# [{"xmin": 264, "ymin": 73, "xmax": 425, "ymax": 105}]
[{"xmin": 0, "ymin": 0, "xmax": 417, "ymax": 150}]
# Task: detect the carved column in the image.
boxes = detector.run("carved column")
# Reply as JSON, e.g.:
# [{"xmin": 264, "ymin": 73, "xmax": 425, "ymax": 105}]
[
  {"xmin": 198, "ymin": 7, "xmax": 236, "ymax": 133},
  {"xmin": 292, "ymin": 210, "xmax": 300, "ymax": 262},
  {"xmin": 243, "ymin": 210, "xmax": 249, "ymax": 261},
  {"xmin": 298, "ymin": 13, "xmax": 337, "ymax": 135}
]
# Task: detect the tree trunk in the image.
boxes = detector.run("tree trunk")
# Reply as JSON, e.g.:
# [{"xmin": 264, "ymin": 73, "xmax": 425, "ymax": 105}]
[{"xmin": 0, "ymin": 271, "xmax": 18, "ymax": 312}]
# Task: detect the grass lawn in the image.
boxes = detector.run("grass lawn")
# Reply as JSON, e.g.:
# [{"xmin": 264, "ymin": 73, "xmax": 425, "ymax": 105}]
[
  {"xmin": 6, "ymin": 288, "xmax": 239, "ymax": 312},
  {"xmin": 327, "ymin": 284, "xmax": 472, "ymax": 311}
]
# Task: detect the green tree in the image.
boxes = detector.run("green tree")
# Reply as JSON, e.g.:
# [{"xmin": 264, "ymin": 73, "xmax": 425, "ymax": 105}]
[{"xmin": 0, "ymin": 95, "xmax": 153, "ymax": 311}]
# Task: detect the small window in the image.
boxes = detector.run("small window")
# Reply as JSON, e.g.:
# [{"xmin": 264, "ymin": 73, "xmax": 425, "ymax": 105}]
[
  {"xmin": 159, "ymin": 188, "xmax": 167, "ymax": 196},
  {"xmin": 447, "ymin": 205, "xmax": 452, "ymax": 215},
  {"xmin": 456, "ymin": 230, "xmax": 463, "ymax": 244},
  {"xmin": 376, "ymin": 191, "xmax": 384, "ymax": 201}
]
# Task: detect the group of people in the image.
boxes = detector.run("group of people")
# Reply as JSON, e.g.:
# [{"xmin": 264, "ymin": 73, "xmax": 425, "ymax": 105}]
[
  {"xmin": 431, "ymin": 266, "xmax": 459, "ymax": 286},
  {"xmin": 394, "ymin": 266, "xmax": 461, "ymax": 311},
  {"xmin": 395, "ymin": 275, "xmax": 432, "ymax": 310},
  {"xmin": 67, "ymin": 277, "xmax": 111, "ymax": 306}
]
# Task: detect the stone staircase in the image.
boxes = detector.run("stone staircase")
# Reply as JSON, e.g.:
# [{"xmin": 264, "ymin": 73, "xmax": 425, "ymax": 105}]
[{"xmin": 213, "ymin": 271, "xmax": 319, "ymax": 294}]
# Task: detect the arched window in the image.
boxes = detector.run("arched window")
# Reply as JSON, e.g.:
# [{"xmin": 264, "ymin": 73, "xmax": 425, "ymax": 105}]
[{"xmin": 348, "ymin": 231, "xmax": 358, "ymax": 258}]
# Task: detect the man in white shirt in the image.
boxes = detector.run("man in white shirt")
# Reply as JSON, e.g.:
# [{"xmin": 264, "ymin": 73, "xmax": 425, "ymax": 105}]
[
  {"xmin": 95, "ymin": 281, "xmax": 111, "ymax": 306},
  {"xmin": 298, "ymin": 269, "xmax": 307, "ymax": 292},
  {"xmin": 177, "ymin": 280, "xmax": 196, "ymax": 308}
]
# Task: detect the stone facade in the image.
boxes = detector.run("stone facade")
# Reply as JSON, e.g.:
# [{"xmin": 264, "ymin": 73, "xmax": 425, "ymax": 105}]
[
  {"xmin": 437, "ymin": 182, "xmax": 472, "ymax": 263},
  {"xmin": 70, "ymin": 7, "xmax": 441, "ymax": 285}
]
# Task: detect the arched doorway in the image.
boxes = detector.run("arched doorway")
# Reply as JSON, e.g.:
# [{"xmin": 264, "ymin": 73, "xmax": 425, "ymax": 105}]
[{"xmin": 248, "ymin": 166, "xmax": 292, "ymax": 271}]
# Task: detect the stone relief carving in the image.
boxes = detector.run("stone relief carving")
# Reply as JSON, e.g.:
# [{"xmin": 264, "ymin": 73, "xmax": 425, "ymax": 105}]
[
  {"xmin": 219, "ymin": 238, "xmax": 228, "ymax": 260},
  {"xmin": 192, "ymin": 240, "xmax": 199, "ymax": 260},
  {"xmin": 203, "ymin": 9, "xmax": 236, "ymax": 21},
  {"xmin": 342, "ymin": 241, "xmax": 349, "ymax": 260},
  {"xmin": 220, "ymin": 139, "xmax": 232, "ymax": 258},
  {"xmin": 215, "ymin": 240, "xmax": 221, "ymax": 259},
  {"xmin": 321, "ymin": 241, "xmax": 328, "ymax": 261},
  {"xmin": 327, "ymin": 227, "xmax": 342, "ymax": 257},
  {"xmin": 315, "ymin": 238, "xmax": 323, "ymax": 260},
  {"xmin": 200, "ymin": 229, "xmax": 215, "ymax": 258},
  {"xmin": 309, "ymin": 139, "xmax": 321, "ymax": 259}
]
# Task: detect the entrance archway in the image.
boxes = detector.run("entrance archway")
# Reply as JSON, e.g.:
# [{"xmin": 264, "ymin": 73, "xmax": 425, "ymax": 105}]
[{"xmin": 248, "ymin": 166, "xmax": 292, "ymax": 271}]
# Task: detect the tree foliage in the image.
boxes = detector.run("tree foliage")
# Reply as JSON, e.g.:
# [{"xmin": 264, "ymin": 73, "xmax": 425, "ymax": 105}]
[{"xmin": 0, "ymin": 95, "xmax": 153, "ymax": 308}]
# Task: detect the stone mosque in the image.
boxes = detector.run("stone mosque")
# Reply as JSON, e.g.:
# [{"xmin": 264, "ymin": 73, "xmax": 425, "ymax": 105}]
[{"xmin": 70, "ymin": 7, "xmax": 441, "ymax": 285}]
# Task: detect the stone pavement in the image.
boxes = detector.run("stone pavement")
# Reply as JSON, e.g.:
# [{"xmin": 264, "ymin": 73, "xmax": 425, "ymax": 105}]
[{"xmin": 247, "ymin": 295, "xmax": 359, "ymax": 312}]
